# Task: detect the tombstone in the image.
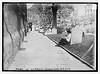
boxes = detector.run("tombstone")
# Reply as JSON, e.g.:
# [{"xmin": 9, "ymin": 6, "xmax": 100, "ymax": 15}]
[
  {"xmin": 45, "ymin": 29, "xmax": 52, "ymax": 35},
  {"xmin": 39, "ymin": 28, "xmax": 44, "ymax": 32},
  {"xmin": 45, "ymin": 28, "xmax": 57, "ymax": 35},
  {"xmin": 49, "ymin": 28, "xmax": 52, "ymax": 32},
  {"xmin": 35, "ymin": 27, "xmax": 39, "ymax": 31},
  {"xmin": 32, "ymin": 25, "xmax": 35, "ymax": 31},
  {"xmin": 52, "ymin": 28, "xmax": 57, "ymax": 34},
  {"xmin": 70, "ymin": 25, "xmax": 82, "ymax": 45}
]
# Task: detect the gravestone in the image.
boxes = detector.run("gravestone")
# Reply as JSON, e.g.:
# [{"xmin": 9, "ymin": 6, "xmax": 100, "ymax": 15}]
[
  {"xmin": 35, "ymin": 27, "xmax": 39, "ymax": 31},
  {"xmin": 70, "ymin": 25, "xmax": 82, "ymax": 45},
  {"xmin": 39, "ymin": 29, "xmax": 44, "ymax": 32},
  {"xmin": 32, "ymin": 25, "xmax": 35, "ymax": 31},
  {"xmin": 52, "ymin": 28, "xmax": 57, "ymax": 34},
  {"xmin": 45, "ymin": 29, "xmax": 52, "ymax": 35},
  {"xmin": 45, "ymin": 28, "xmax": 57, "ymax": 35}
]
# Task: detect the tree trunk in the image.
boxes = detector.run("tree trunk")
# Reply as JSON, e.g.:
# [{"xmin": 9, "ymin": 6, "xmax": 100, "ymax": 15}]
[{"xmin": 52, "ymin": 4, "xmax": 58, "ymax": 29}]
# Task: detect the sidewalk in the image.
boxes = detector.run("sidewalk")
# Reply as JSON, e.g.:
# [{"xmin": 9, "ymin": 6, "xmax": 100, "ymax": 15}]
[
  {"xmin": 46, "ymin": 33, "xmax": 94, "ymax": 67},
  {"xmin": 8, "ymin": 31, "xmax": 92, "ymax": 70}
]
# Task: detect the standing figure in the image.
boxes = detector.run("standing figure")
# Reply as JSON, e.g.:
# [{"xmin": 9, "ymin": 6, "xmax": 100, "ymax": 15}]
[{"xmin": 28, "ymin": 22, "xmax": 32, "ymax": 31}]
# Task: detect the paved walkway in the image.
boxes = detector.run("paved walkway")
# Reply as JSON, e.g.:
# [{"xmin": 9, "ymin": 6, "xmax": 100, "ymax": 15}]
[{"xmin": 9, "ymin": 30, "xmax": 92, "ymax": 70}]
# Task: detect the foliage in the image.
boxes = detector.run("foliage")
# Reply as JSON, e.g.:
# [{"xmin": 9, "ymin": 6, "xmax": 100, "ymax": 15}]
[
  {"xmin": 29, "ymin": 4, "xmax": 43, "ymax": 15},
  {"xmin": 57, "ymin": 4, "xmax": 75, "ymax": 28},
  {"xmin": 40, "ymin": 5, "xmax": 53, "ymax": 29},
  {"xmin": 27, "ymin": 4, "xmax": 53, "ymax": 30}
]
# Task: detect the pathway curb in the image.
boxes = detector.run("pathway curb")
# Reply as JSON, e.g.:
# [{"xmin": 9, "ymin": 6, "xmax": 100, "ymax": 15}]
[{"xmin": 46, "ymin": 35, "xmax": 94, "ymax": 70}]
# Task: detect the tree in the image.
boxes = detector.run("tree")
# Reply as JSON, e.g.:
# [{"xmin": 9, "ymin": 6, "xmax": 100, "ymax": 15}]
[
  {"xmin": 27, "ymin": 4, "xmax": 53, "ymax": 30},
  {"xmin": 27, "ymin": 4, "xmax": 75, "ymax": 31},
  {"xmin": 40, "ymin": 4, "xmax": 53, "ymax": 30},
  {"xmin": 57, "ymin": 4, "xmax": 75, "ymax": 27}
]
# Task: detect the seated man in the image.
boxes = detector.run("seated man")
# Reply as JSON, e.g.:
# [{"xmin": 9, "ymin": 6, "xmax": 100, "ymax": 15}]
[{"xmin": 56, "ymin": 30, "xmax": 71, "ymax": 46}]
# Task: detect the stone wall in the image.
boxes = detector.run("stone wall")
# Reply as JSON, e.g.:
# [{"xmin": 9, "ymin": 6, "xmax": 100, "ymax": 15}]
[{"xmin": 3, "ymin": 3, "xmax": 27, "ymax": 70}]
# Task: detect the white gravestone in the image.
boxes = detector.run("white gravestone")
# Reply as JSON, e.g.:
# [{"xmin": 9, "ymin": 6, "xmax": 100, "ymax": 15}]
[
  {"xmin": 45, "ymin": 29, "xmax": 52, "ymax": 35},
  {"xmin": 52, "ymin": 28, "xmax": 57, "ymax": 34},
  {"xmin": 45, "ymin": 28, "xmax": 57, "ymax": 35},
  {"xmin": 70, "ymin": 25, "xmax": 82, "ymax": 45},
  {"xmin": 32, "ymin": 25, "xmax": 35, "ymax": 31},
  {"xmin": 39, "ymin": 29, "xmax": 44, "ymax": 32},
  {"xmin": 35, "ymin": 27, "xmax": 39, "ymax": 31}
]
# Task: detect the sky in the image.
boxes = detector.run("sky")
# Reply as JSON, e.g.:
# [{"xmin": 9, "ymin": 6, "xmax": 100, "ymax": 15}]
[{"xmin": 72, "ymin": 4, "xmax": 87, "ymax": 17}]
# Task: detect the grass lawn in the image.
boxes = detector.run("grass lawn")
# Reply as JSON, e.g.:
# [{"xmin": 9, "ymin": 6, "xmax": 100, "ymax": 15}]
[{"xmin": 47, "ymin": 34, "xmax": 95, "ymax": 67}]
